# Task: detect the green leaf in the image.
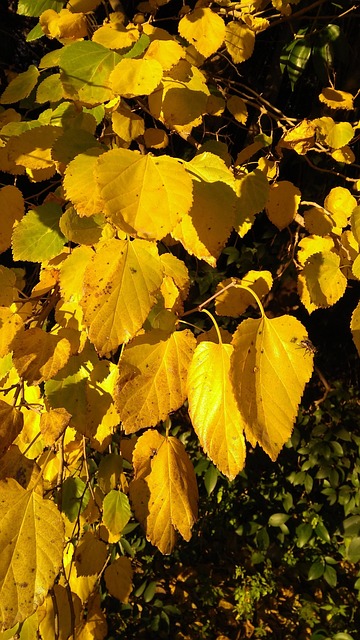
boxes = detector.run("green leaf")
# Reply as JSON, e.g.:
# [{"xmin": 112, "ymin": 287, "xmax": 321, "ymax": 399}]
[
  {"xmin": 122, "ymin": 33, "xmax": 151, "ymax": 59},
  {"xmin": 268, "ymin": 513, "xmax": 290, "ymax": 527},
  {"xmin": 103, "ymin": 490, "xmax": 131, "ymax": 537},
  {"xmin": 204, "ymin": 464, "xmax": 219, "ymax": 496},
  {"xmin": 296, "ymin": 523, "xmax": 312, "ymax": 547},
  {"xmin": 323, "ymin": 564, "xmax": 337, "ymax": 587},
  {"xmin": 11, "ymin": 202, "xmax": 65, "ymax": 262},
  {"xmin": 315, "ymin": 522, "xmax": 331, "ymax": 543},
  {"xmin": 26, "ymin": 22, "xmax": 45, "ymax": 42},
  {"xmin": 308, "ymin": 561, "xmax": 324, "ymax": 580},
  {"xmin": 343, "ymin": 515, "xmax": 360, "ymax": 537},
  {"xmin": 17, "ymin": 0, "xmax": 63, "ymax": 17},
  {"xmin": 61, "ymin": 477, "xmax": 90, "ymax": 522},
  {"xmin": 286, "ymin": 38, "xmax": 312, "ymax": 88},
  {"xmin": 0, "ymin": 65, "xmax": 39, "ymax": 105},
  {"xmin": 347, "ymin": 536, "xmax": 360, "ymax": 563}
]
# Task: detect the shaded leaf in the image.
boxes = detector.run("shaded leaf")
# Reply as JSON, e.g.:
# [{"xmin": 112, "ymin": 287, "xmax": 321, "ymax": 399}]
[
  {"xmin": 303, "ymin": 251, "xmax": 347, "ymax": 307},
  {"xmin": 104, "ymin": 557, "xmax": 133, "ymax": 603},
  {"xmin": 0, "ymin": 400, "xmax": 24, "ymax": 459},
  {"xmin": 11, "ymin": 327, "xmax": 71, "ymax": 385},
  {"xmin": 11, "ymin": 202, "xmax": 65, "ymax": 262},
  {"xmin": 0, "ymin": 66, "xmax": 39, "ymax": 105}
]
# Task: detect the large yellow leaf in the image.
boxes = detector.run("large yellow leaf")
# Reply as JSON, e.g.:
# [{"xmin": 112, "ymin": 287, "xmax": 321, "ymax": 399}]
[
  {"xmin": 110, "ymin": 58, "xmax": 163, "ymax": 98},
  {"xmin": 0, "ymin": 478, "xmax": 64, "ymax": 631},
  {"xmin": 95, "ymin": 148, "xmax": 193, "ymax": 240},
  {"xmin": 225, "ymin": 22, "xmax": 255, "ymax": 63},
  {"xmin": 104, "ymin": 557, "xmax": 133, "ymax": 603},
  {"xmin": 63, "ymin": 148, "xmax": 105, "ymax": 217},
  {"xmin": 115, "ymin": 328, "xmax": 196, "ymax": 433},
  {"xmin": 265, "ymin": 180, "xmax": 301, "ymax": 230},
  {"xmin": 187, "ymin": 341, "xmax": 246, "ymax": 480},
  {"xmin": 129, "ymin": 432, "xmax": 198, "ymax": 554},
  {"xmin": 80, "ymin": 238, "xmax": 163, "ymax": 355},
  {"xmin": 11, "ymin": 327, "xmax": 71, "ymax": 385},
  {"xmin": 302, "ymin": 251, "xmax": 347, "ymax": 307},
  {"xmin": 0, "ymin": 186, "xmax": 24, "ymax": 254},
  {"xmin": 0, "ymin": 400, "xmax": 24, "ymax": 459},
  {"xmin": 178, "ymin": 8, "xmax": 225, "ymax": 59},
  {"xmin": 230, "ymin": 315, "xmax": 314, "ymax": 460}
]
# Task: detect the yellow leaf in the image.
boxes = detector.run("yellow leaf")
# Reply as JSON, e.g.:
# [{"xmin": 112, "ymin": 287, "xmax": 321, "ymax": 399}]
[
  {"xmin": 11, "ymin": 327, "xmax": 71, "ymax": 385},
  {"xmin": 92, "ymin": 22, "xmax": 139, "ymax": 50},
  {"xmin": 276, "ymin": 120, "xmax": 316, "ymax": 155},
  {"xmin": 115, "ymin": 328, "xmax": 196, "ymax": 433},
  {"xmin": 112, "ymin": 107, "xmax": 144, "ymax": 144},
  {"xmin": 331, "ymin": 145, "xmax": 355, "ymax": 164},
  {"xmin": 60, "ymin": 245, "xmax": 94, "ymax": 303},
  {"xmin": 235, "ymin": 169, "xmax": 270, "ymax": 236},
  {"xmin": 8, "ymin": 125, "xmax": 60, "ymax": 170},
  {"xmin": 351, "ymin": 205, "xmax": 360, "ymax": 245},
  {"xmin": 225, "ymin": 22, "xmax": 255, "ymax": 63},
  {"xmin": 95, "ymin": 148, "xmax": 193, "ymax": 240},
  {"xmin": 302, "ymin": 251, "xmax": 347, "ymax": 307},
  {"xmin": 0, "ymin": 65, "xmax": 39, "ymax": 105},
  {"xmin": 144, "ymin": 39, "xmax": 185, "ymax": 70},
  {"xmin": 129, "ymin": 432, "xmax": 198, "ymax": 553},
  {"xmin": 104, "ymin": 557, "xmax": 133, "ymax": 603},
  {"xmin": 63, "ymin": 147, "xmax": 105, "ymax": 217},
  {"xmin": 243, "ymin": 14, "xmax": 269, "ymax": 32},
  {"xmin": 319, "ymin": 87, "xmax": 354, "ymax": 110},
  {"xmin": 159, "ymin": 253, "xmax": 190, "ymax": 312},
  {"xmin": 187, "ymin": 341, "xmax": 246, "ymax": 480},
  {"xmin": 76, "ymin": 592, "xmax": 108, "ymax": 640},
  {"xmin": 38, "ymin": 584, "xmax": 82, "ymax": 640},
  {"xmin": 0, "ymin": 400, "xmax": 23, "ymax": 459},
  {"xmin": 351, "ymin": 301, "xmax": 360, "ymax": 357},
  {"xmin": 297, "ymin": 235, "xmax": 335, "ymax": 267},
  {"xmin": 0, "ymin": 478, "xmax": 64, "ymax": 630},
  {"xmin": 352, "ymin": 254, "xmax": 360, "ymax": 280},
  {"xmin": 303, "ymin": 206, "xmax": 335, "ymax": 236},
  {"xmin": 324, "ymin": 186, "xmax": 356, "ymax": 228},
  {"xmin": 215, "ymin": 271, "xmax": 273, "ymax": 317},
  {"xmin": 84, "ymin": 361, "xmax": 120, "ymax": 446},
  {"xmin": 265, "ymin": 180, "xmax": 301, "ymax": 230},
  {"xmin": 143, "ymin": 128, "xmax": 169, "ymax": 149},
  {"xmin": 230, "ymin": 315, "xmax": 314, "ymax": 460},
  {"xmin": 110, "ymin": 59, "xmax": 163, "ymax": 98},
  {"xmin": 80, "ymin": 238, "xmax": 163, "ymax": 355},
  {"xmin": 74, "ymin": 531, "xmax": 108, "ymax": 577},
  {"xmin": 39, "ymin": 408, "xmax": 72, "ymax": 446},
  {"xmin": 227, "ymin": 95, "xmax": 248, "ymax": 124},
  {"xmin": 178, "ymin": 8, "xmax": 225, "ymax": 58},
  {"xmin": 0, "ymin": 307, "xmax": 24, "ymax": 358},
  {"xmin": 314, "ymin": 116, "xmax": 354, "ymax": 149},
  {"xmin": 40, "ymin": 8, "xmax": 88, "ymax": 42}
]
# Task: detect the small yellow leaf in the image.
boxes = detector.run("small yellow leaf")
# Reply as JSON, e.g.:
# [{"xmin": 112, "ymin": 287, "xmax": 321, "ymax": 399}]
[
  {"xmin": 265, "ymin": 180, "xmax": 301, "ymax": 230},
  {"xmin": 110, "ymin": 58, "xmax": 163, "ymax": 98},
  {"xmin": 230, "ymin": 315, "xmax": 314, "ymax": 460},
  {"xmin": 319, "ymin": 87, "xmax": 354, "ymax": 110},
  {"xmin": 0, "ymin": 478, "xmax": 64, "ymax": 630},
  {"xmin": 187, "ymin": 341, "xmax": 246, "ymax": 480},
  {"xmin": 227, "ymin": 95, "xmax": 248, "ymax": 124},
  {"xmin": 303, "ymin": 206, "xmax": 335, "ymax": 236},
  {"xmin": 324, "ymin": 186, "xmax": 356, "ymax": 228},
  {"xmin": 8, "ymin": 125, "xmax": 60, "ymax": 170},
  {"xmin": 276, "ymin": 119, "xmax": 316, "ymax": 155},
  {"xmin": 351, "ymin": 301, "xmax": 360, "ymax": 357},
  {"xmin": 129, "ymin": 432, "xmax": 198, "ymax": 553},
  {"xmin": 215, "ymin": 271, "xmax": 273, "ymax": 317},
  {"xmin": 74, "ymin": 531, "xmax": 108, "ymax": 577},
  {"xmin": 92, "ymin": 22, "xmax": 139, "ymax": 50},
  {"xmin": 0, "ymin": 400, "xmax": 24, "ymax": 459},
  {"xmin": 159, "ymin": 252, "xmax": 190, "ymax": 312},
  {"xmin": 144, "ymin": 39, "xmax": 185, "ymax": 70},
  {"xmin": 314, "ymin": 116, "xmax": 354, "ymax": 149},
  {"xmin": 235, "ymin": 169, "xmax": 270, "ymax": 236},
  {"xmin": 115, "ymin": 328, "xmax": 196, "ymax": 433},
  {"xmin": 104, "ymin": 557, "xmax": 133, "ymax": 603},
  {"xmin": 80, "ymin": 238, "xmax": 163, "ymax": 354},
  {"xmin": 112, "ymin": 107, "xmax": 145, "ymax": 143},
  {"xmin": 63, "ymin": 148, "xmax": 105, "ymax": 217},
  {"xmin": 178, "ymin": 8, "xmax": 225, "ymax": 58},
  {"xmin": 11, "ymin": 327, "xmax": 71, "ymax": 385},
  {"xmin": 225, "ymin": 21, "xmax": 255, "ymax": 63},
  {"xmin": 331, "ymin": 145, "xmax": 355, "ymax": 164},
  {"xmin": 102, "ymin": 490, "xmax": 131, "ymax": 538},
  {"xmin": 39, "ymin": 408, "xmax": 72, "ymax": 446},
  {"xmin": 303, "ymin": 251, "xmax": 347, "ymax": 307},
  {"xmin": 40, "ymin": 8, "xmax": 88, "ymax": 42}
]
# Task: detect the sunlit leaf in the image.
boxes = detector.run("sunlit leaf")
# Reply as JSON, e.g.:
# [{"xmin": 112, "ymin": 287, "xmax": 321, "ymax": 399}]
[
  {"xmin": 187, "ymin": 340, "xmax": 246, "ymax": 480},
  {"xmin": 115, "ymin": 328, "xmax": 196, "ymax": 433},
  {"xmin": 104, "ymin": 557, "xmax": 133, "ymax": 603},
  {"xmin": 144, "ymin": 39, "xmax": 184, "ymax": 70},
  {"xmin": 324, "ymin": 187, "xmax": 356, "ymax": 228},
  {"xmin": 0, "ymin": 400, "xmax": 24, "ymax": 459},
  {"xmin": 11, "ymin": 327, "xmax": 71, "ymax": 385},
  {"xmin": 303, "ymin": 206, "xmax": 335, "ymax": 236},
  {"xmin": 110, "ymin": 59, "xmax": 163, "ymax": 98},
  {"xmin": 40, "ymin": 8, "xmax": 88, "ymax": 41},
  {"xmin": 235, "ymin": 169, "xmax": 270, "ymax": 236},
  {"xmin": 230, "ymin": 315, "xmax": 314, "ymax": 460},
  {"xmin": 215, "ymin": 271, "xmax": 273, "ymax": 317},
  {"xmin": 227, "ymin": 95, "xmax": 248, "ymax": 124},
  {"xmin": 12, "ymin": 202, "xmax": 65, "ymax": 262},
  {"xmin": 277, "ymin": 119, "xmax": 316, "ymax": 155},
  {"xmin": 297, "ymin": 235, "xmax": 335, "ymax": 267},
  {"xmin": 303, "ymin": 251, "xmax": 347, "ymax": 307},
  {"xmin": 0, "ymin": 478, "xmax": 64, "ymax": 630},
  {"xmin": 8, "ymin": 125, "xmax": 60, "ymax": 170},
  {"xmin": 314, "ymin": 116, "xmax": 354, "ymax": 149},
  {"xmin": 39, "ymin": 408, "xmax": 71, "ymax": 446},
  {"xmin": 92, "ymin": 22, "xmax": 139, "ymax": 50},
  {"xmin": 103, "ymin": 490, "xmax": 131, "ymax": 537},
  {"xmin": 319, "ymin": 87, "xmax": 354, "ymax": 110},
  {"xmin": 331, "ymin": 145, "xmax": 355, "ymax": 164},
  {"xmin": 63, "ymin": 148, "xmax": 105, "ymax": 217},
  {"xmin": 225, "ymin": 22, "xmax": 255, "ymax": 63},
  {"xmin": 80, "ymin": 238, "xmax": 163, "ymax": 355},
  {"xmin": 265, "ymin": 180, "xmax": 301, "ymax": 230},
  {"xmin": 179, "ymin": 8, "xmax": 225, "ymax": 58}
]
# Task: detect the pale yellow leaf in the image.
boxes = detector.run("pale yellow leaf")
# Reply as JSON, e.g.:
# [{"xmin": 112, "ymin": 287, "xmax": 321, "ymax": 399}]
[
  {"xmin": 104, "ymin": 557, "xmax": 133, "ymax": 603},
  {"xmin": 297, "ymin": 235, "xmax": 335, "ymax": 267},
  {"xmin": 235, "ymin": 169, "xmax": 270, "ymax": 236},
  {"xmin": 110, "ymin": 59, "xmax": 163, "ymax": 98},
  {"xmin": 265, "ymin": 180, "xmax": 301, "ymax": 230},
  {"xmin": 178, "ymin": 8, "xmax": 225, "ymax": 58},
  {"xmin": 324, "ymin": 186, "xmax": 356, "ymax": 228},
  {"xmin": 225, "ymin": 21, "xmax": 255, "ymax": 63},
  {"xmin": 230, "ymin": 315, "xmax": 314, "ymax": 460},
  {"xmin": 92, "ymin": 23, "xmax": 139, "ymax": 50},
  {"xmin": 144, "ymin": 39, "xmax": 185, "ymax": 70},
  {"xmin": 215, "ymin": 271, "xmax": 273, "ymax": 317},
  {"xmin": 80, "ymin": 238, "xmax": 163, "ymax": 355},
  {"xmin": 0, "ymin": 478, "xmax": 64, "ymax": 631},
  {"xmin": 115, "ymin": 328, "xmax": 196, "ymax": 433},
  {"xmin": 319, "ymin": 87, "xmax": 354, "ymax": 110},
  {"xmin": 351, "ymin": 301, "xmax": 360, "ymax": 357},
  {"xmin": 95, "ymin": 148, "xmax": 193, "ymax": 240},
  {"xmin": 60, "ymin": 245, "xmax": 94, "ymax": 303},
  {"xmin": 187, "ymin": 341, "xmax": 246, "ymax": 480},
  {"xmin": 303, "ymin": 251, "xmax": 347, "ymax": 307},
  {"xmin": 11, "ymin": 327, "xmax": 71, "ymax": 385},
  {"xmin": 63, "ymin": 148, "xmax": 105, "ymax": 217},
  {"xmin": 159, "ymin": 253, "xmax": 190, "ymax": 312}
]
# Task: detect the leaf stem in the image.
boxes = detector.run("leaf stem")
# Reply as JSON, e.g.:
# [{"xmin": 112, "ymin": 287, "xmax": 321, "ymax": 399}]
[
  {"xmin": 201, "ymin": 308, "xmax": 222, "ymax": 345},
  {"xmin": 182, "ymin": 281, "xmax": 266, "ymax": 319}
]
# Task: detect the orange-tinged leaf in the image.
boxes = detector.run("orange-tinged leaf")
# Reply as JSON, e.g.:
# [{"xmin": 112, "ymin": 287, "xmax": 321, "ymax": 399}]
[
  {"xmin": 110, "ymin": 58, "xmax": 163, "ymax": 98},
  {"xmin": 104, "ymin": 557, "xmax": 133, "ymax": 603},
  {"xmin": 0, "ymin": 400, "xmax": 24, "ymax": 459},
  {"xmin": 0, "ymin": 185, "xmax": 24, "ymax": 254},
  {"xmin": 130, "ymin": 433, "xmax": 198, "ymax": 553},
  {"xmin": 179, "ymin": 8, "xmax": 225, "ymax": 58},
  {"xmin": 319, "ymin": 87, "xmax": 354, "ymax": 110},
  {"xmin": 74, "ymin": 531, "xmax": 108, "ymax": 577},
  {"xmin": 115, "ymin": 328, "xmax": 196, "ymax": 433},
  {"xmin": 215, "ymin": 271, "xmax": 273, "ymax": 317},
  {"xmin": 230, "ymin": 315, "xmax": 314, "ymax": 460},
  {"xmin": 265, "ymin": 181, "xmax": 301, "ymax": 230},
  {"xmin": 39, "ymin": 408, "xmax": 72, "ymax": 446},
  {"xmin": 0, "ymin": 478, "xmax": 64, "ymax": 631},
  {"xmin": 80, "ymin": 238, "xmax": 163, "ymax": 355},
  {"xmin": 351, "ymin": 301, "xmax": 360, "ymax": 357},
  {"xmin": 11, "ymin": 327, "xmax": 71, "ymax": 385},
  {"xmin": 95, "ymin": 148, "xmax": 193, "ymax": 240},
  {"xmin": 63, "ymin": 148, "xmax": 105, "ymax": 217},
  {"xmin": 103, "ymin": 490, "xmax": 131, "ymax": 538},
  {"xmin": 303, "ymin": 251, "xmax": 347, "ymax": 307},
  {"xmin": 225, "ymin": 22, "xmax": 255, "ymax": 63},
  {"xmin": 187, "ymin": 341, "xmax": 246, "ymax": 480}
]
